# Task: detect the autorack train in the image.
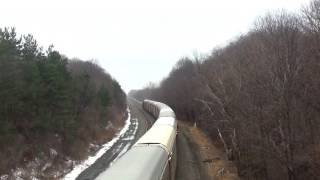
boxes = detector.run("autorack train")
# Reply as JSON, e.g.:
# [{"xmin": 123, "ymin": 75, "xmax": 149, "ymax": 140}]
[{"xmin": 95, "ymin": 99, "xmax": 177, "ymax": 180}]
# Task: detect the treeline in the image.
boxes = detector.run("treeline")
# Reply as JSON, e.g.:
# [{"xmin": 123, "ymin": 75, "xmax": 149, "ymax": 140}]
[
  {"xmin": 130, "ymin": 1, "xmax": 320, "ymax": 180},
  {"xmin": 0, "ymin": 28, "xmax": 126, "ymax": 177}
]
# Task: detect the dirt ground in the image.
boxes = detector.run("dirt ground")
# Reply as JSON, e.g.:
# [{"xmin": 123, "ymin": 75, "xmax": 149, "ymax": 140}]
[{"xmin": 176, "ymin": 121, "xmax": 240, "ymax": 180}]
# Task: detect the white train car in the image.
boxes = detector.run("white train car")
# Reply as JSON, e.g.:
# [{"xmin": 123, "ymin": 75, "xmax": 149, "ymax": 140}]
[{"xmin": 96, "ymin": 99, "xmax": 177, "ymax": 180}]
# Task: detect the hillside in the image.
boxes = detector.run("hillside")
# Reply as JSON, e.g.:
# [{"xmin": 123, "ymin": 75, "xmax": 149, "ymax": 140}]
[
  {"xmin": 130, "ymin": 1, "xmax": 320, "ymax": 179},
  {"xmin": 0, "ymin": 28, "xmax": 127, "ymax": 179}
]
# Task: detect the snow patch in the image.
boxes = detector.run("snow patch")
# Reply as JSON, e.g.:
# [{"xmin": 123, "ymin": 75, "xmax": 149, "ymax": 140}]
[
  {"xmin": 0, "ymin": 175, "xmax": 8, "ymax": 180},
  {"xmin": 108, "ymin": 117, "xmax": 139, "ymax": 167},
  {"xmin": 121, "ymin": 118, "xmax": 139, "ymax": 141},
  {"xmin": 0, "ymin": 175, "xmax": 9, "ymax": 180},
  {"xmin": 7, "ymin": 158, "xmax": 41, "ymax": 180},
  {"xmin": 104, "ymin": 121, "xmax": 114, "ymax": 130},
  {"xmin": 12, "ymin": 169, "xmax": 23, "ymax": 180},
  {"xmin": 50, "ymin": 148, "xmax": 58, "ymax": 158},
  {"xmin": 63, "ymin": 108, "xmax": 132, "ymax": 180}
]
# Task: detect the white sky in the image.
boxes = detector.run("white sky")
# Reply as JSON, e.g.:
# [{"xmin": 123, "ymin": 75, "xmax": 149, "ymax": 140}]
[{"xmin": 0, "ymin": 0, "xmax": 310, "ymax": 92}]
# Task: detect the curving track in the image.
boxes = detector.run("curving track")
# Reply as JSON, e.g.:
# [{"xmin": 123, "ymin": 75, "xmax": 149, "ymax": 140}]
[
  {"xmin": 75, "ymin": 98, "xmax": 155, "ymax": 180},
  {"xmin": 95, "ymin": 99, "xmax": 177, "ymax": 180},
  {"xmin": 75, "ymin": 98, "xmax": 208, "ymax": 180}
]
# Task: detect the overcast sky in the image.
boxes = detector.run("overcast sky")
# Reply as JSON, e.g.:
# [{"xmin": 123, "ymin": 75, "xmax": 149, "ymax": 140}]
[{"xmin": 0, "ymin": 0, "xmax": 310, "ymax": 92}]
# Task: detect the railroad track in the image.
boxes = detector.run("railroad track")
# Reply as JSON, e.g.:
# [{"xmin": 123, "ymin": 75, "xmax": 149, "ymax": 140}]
[
  {"xmin": 75, "ymin": 99, "xmax": 153, "ymax": 180},
  {"xmin": 96, "ymin": 99, "xmax": 177, "ymax": 180}
]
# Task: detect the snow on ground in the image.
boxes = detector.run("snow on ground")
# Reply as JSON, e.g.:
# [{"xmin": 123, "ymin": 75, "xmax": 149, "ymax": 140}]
[
  {"xmin": 63, "ymin": 108, "xmax": 132, "ymax": 180},
  {"xmin": 6, "ymin": 158, "xmax": 42, "ymax": 180},
  {"xmin": 109, "ymin": 118, "xmax": 139, "ymax": 166},
  {"xmin": 0, "ymin": 175, "xmax": 8, "ymax": 180},
  {"xmin": 120, "ymin": 118, "xmax": 139, "ymax": 141}
]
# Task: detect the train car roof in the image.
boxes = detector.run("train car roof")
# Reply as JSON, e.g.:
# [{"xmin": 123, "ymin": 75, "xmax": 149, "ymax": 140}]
[
  {"xmin": 95, "ymin": 145, "xmax": 167, "ymax": 180},
  {"xmin": 135, "ymin": 125, "xmax": 176, "ymax": 153},
  {"xmin": 154, "ymin": 117, "xmax": 177, "ymax": 129}
]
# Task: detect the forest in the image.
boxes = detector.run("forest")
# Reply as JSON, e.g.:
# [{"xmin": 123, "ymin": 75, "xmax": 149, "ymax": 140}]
[
  {"xmin": 130, "ymin": 1, "xmax": 320, "ymax": 180},
  {"xmin": 0, "ymin": 28, "xmax": 127, "ymax": 178}
]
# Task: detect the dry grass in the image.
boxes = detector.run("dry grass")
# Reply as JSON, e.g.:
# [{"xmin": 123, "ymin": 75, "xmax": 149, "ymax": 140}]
[{"xmin": 180, "ymin": 121, "xmax": 240, "ymax": 180}]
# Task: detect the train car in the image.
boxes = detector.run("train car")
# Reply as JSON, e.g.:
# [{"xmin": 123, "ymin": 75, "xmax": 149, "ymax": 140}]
[{"xmin": 96, "ymin": 99, "xmax": 177, "ymax": 180}]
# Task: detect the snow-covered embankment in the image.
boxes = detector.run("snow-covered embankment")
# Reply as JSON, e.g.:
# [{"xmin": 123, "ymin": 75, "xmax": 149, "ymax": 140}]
[{"xmin": 63, "ymin": 108, "xmax": 132, "ymax": 179}]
